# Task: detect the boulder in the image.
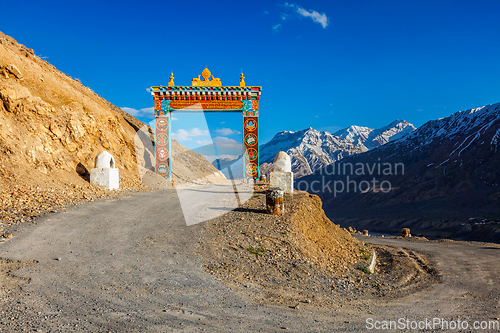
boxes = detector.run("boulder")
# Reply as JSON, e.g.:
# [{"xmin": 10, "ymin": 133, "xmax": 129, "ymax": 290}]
[
  {"xmin": 0, "ymin": 84, "xmax": 31, "ymax": 112},
  {"xmin": 5, "ymin": 64, "xmax": 23, "ymax": 80}
]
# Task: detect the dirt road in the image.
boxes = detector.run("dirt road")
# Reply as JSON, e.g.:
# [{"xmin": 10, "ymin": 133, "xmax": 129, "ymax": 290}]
[{"xmin": 0, "ymin": 190, "xmax": 499, "ymax": 332}]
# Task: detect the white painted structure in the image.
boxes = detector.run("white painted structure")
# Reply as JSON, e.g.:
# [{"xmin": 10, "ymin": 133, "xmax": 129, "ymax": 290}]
[
  {"xmin": 90, "ymin": 151, "xmax": 119, "ymax": 190},
  {"xmin": 269, "ymin": 151, "xmax": 293, "ymax": 194}
]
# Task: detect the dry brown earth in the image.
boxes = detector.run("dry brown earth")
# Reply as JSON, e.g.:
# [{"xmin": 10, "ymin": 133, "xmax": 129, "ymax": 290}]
[
  {"xmin": 0, "ymin": 31, "xmax": 227, "ymax": 234},
  {"xmin": 197, "ymin": 184, "xmax": 440, "ymax": 308}
]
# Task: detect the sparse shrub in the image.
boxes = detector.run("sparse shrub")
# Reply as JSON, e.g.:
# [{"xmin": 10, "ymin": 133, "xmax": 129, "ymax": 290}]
[
  {"xmin": 247, "ymin": 247, "xmax": 266, "ymax": 256},
  {"xmin": 357, "ymin": 266, "xmax": 371, "ymax": 274}
]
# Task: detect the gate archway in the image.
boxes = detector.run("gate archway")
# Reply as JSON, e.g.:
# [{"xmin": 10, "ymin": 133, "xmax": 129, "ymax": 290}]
[{"xmin": 150, "ymin": 68, "xmax": 262, "ymax": 184}]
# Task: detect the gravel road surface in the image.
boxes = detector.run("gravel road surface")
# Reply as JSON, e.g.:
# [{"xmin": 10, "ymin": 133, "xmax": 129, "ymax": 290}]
[{"xmin": 0, "ymin": 189, "xmax": 499, "ymax": 332}]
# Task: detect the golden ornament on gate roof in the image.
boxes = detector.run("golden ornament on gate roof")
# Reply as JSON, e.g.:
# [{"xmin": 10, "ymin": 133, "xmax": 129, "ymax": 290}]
[
  {"xmin": 201, "ymin": 68, "xmax": 211, "ymax": 81},
  {"xmin": 192, "ymin": 67, "xmax": 222, "ymax": 87}
]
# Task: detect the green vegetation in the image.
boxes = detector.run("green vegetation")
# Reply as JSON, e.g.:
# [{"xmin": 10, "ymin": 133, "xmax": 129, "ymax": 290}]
[
  {"xmin": 247, "ymin": 247, "xmax": 266, "ymax": 256},
  {"xmin": 359, "ymin": 248, "xmax": 371, "ymax": 260},
  {"xmin": 356, "ymin": 266, "xmax": 371, "ymax": 274}
]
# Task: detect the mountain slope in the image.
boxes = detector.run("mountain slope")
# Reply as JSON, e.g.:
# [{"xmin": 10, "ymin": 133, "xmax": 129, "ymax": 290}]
[
  {"xmin": 259, "ymin": 120, "xmax": 415, "ymax": 178},
  {"xmin": 299, "ymin": 102, "xmax": 500, "ymax": 243},
  {"xmin": 0, "ymin": 31, "xmax": 225, "ymax": 231}
]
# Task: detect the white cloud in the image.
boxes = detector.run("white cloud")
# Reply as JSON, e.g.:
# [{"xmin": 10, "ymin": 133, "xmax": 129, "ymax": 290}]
[
  {"xmin": 283, "ymin": 3, "xmax": 329, "ymax": 28},
  {"xmin": 196, "ymin": 139, "xmax": 212, "ymax": 146},
  {"xmin": 273, "ymin": 23, "xmax": 282, "ymax": 33},
  {"xmin": 192, "ymin": 137, "xmax": 243, "ymax": 156},
  {"xmin": 172, "ymin": 128, "xmax": 210, "ymax": 141},
  {"xmin": 146, "ymin": 87, "xmax": 151, "ymax": 93},
  {"xmin": 220, "ymin": 121, "xmax": 226, "ymax": 124},
  {"xmin": 213, "ymin": 136, "xmax": 243, "ymax": 149},
  {"xmin": 296, "ymin": 7, "xmax": 328, "ymax": 28},
  {"xmin": 215, "ymin": 128, "xmax": 241, "ymax": 136},
  {"xmin": 121, "ymin": 107, "xmax": 154, "ymax": 119},
  {"xmin": 121, "ymin": 106, "xmax": 179, "ymax": 121},
  {"xmin": 213, "ymin": 136, "xmax": 232, "ymax": 141}
]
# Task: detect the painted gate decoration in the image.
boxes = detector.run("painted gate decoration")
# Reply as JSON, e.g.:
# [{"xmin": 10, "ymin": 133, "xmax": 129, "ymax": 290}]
[{"xmin": 150, "ymin": 68, "xmax": 262, "ymax": 184}]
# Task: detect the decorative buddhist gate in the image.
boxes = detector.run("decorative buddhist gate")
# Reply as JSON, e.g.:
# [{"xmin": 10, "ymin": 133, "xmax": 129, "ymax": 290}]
[{"xmin": 150, "ymin": 68, "xmax": 262, "ymax": 184}]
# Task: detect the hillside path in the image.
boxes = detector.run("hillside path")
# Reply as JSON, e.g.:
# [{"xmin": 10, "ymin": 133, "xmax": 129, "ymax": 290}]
[{"xmin": 0, "ymin": 190, "xmax": 499, "ymax": 332}]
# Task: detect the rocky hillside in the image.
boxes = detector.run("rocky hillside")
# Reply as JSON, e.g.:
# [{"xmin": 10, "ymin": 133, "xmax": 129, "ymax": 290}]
[
  {"xmin": 258, "ymin": 120, "xmax": 415, "ymax": 178},
  {"xmin": 0, "ymin": 31, "xmax": 225, "ymax": 232},
  {"xmin": 299, "ymin": 102, "xmax": 500, "ymax": 243}
]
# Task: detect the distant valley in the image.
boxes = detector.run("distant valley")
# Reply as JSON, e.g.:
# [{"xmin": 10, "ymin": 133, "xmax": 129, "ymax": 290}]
[{"xmin": 298, "ymin": 102, "xmax": 500, "ymax": 243}]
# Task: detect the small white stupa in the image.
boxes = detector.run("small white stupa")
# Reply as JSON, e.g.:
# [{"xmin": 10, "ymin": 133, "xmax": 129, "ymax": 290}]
[
  {"xmin": 269, "ymin": 151, "xmax": 293, "ymax": 194},
  {"xmin": 90, "ymin": 151, "xmax": 119, "ymax": 190}
]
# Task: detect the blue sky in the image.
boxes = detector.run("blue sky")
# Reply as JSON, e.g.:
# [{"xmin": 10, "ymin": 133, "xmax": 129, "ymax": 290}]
[{"xmin": 3, "ymin": 0, "xmax": 500, "ymax": 159}]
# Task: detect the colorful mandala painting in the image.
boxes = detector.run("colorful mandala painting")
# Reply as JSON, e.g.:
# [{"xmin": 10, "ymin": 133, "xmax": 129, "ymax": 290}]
[
  {"xmin": 243, "ymin": 100, "xmax": 252, "ymax": 110},
  {"xmin": 251, "ymin": 99, "xmax": 259, "ymax": 111},
  {"xmin": 245, "ymin": 163, "xmax": 258, "ymax": 176},
  {"xmin": 244, "ymin": 133, "xmax": 257, "ymax": 146},
  {"xmin": 245, "ymin": 148, "xmax": 257, "ymax": 161},
  {"xmin": 156, "ymin": 163, "xmax": 169, "ymax": 176},
  {"xmin": 156, "ymin": 133, "xmax": 169, "ymax": 146},
  {"xmin": 156, "ymin": 118, "xmax": 169, "ymax": 131},
  {"xmin": 161, "ymin": 100, "xmax": 171, "ymax": 111},
  {"xmin": 154, "ymin": 99, "xmax": 162, "ymax": 111},
  {"xmin": 156, "ymin": 147, "xmax": 169, "ymax": 161},
  {"xmin": 244, "ymin": 119, "xmax": 256, "ymax": 132}
]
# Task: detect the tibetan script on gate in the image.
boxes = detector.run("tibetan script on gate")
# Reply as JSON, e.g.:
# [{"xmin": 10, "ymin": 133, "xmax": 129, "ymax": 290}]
[{"xmin": 170, "ymin": 100, "xmax": 244, "ymax": 110}]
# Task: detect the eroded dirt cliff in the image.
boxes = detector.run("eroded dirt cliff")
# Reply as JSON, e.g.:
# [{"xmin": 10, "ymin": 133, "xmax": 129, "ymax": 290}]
[{"xmin": 0, "ymin": 31, "xmax": 226, "ymax": 233}]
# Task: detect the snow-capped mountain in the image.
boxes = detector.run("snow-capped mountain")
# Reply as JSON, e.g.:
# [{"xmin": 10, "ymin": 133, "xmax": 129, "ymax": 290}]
[
  {"xmin": 334, "ymin": 120, "xmax": 415, "ymax": 149},
  {"xmin": 300, "ymin": 102, "xmax": 500, "ymax": 243},
  {"xmin": 395, "ymin": 103, "xmax": 500, "ymax": 157},
  {"xmin": 259, "ymin": 120, "xmax": 415, "ymax": 178}
]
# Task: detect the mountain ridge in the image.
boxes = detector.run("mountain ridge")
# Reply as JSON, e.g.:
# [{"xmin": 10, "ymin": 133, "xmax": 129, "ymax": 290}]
[
  {"xmin": 299, "ymin": 102, "xmax": 500, "ymax": 243},
  {"xmin": 258, "ymin": 120, "xmax": 416, "ymax": 178}
]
